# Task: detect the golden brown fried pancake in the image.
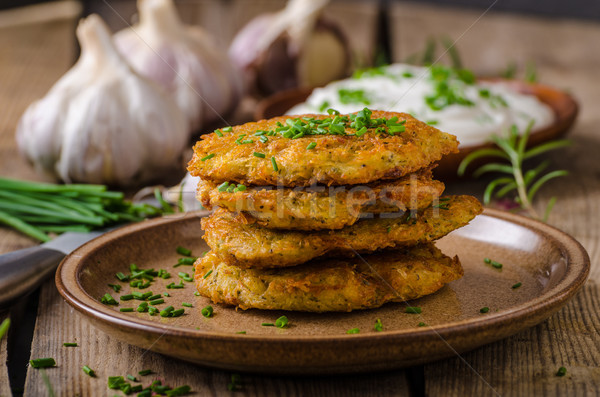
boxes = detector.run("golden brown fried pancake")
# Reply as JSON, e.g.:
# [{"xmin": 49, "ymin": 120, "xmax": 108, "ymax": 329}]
[
  {"xmin": 202, "ymin": 195, "xmax": 482, "ymax": 268},
  {"xmin": 194, "ymin": 244, "xmax": 463, "ymax": 312},
  {"xmin": 196, "ymin": 170, "xmax": 444, "ymax": 230},
  {"xmin": 188, "ymin": 111, "xmax": 458, "ymax": 187}
]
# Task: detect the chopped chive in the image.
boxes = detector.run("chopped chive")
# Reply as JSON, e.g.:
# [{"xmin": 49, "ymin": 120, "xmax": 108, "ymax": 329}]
[
  {"xmin": 306, "ymin": 142, "xmax": 317, "ymax": 150},
  {"xmin": 160, "ymin": 306, "xmax": 175, "ymax": 317},
  {"xmin": 138, "ymin": 369, "xmax": 152, "ymax": 376},
  {"xmin": 405, "ymin": 307, "xmax": 422, "ymax": 314},
  {"xmin": 177, "ymin": 257, "xmax": 196, "ymax": 266},
  {"xmin": 171, "ymin": 309, "xmax": 185, "ymax": 317},
  {"xmin": 222, "ymin": 126, "xmax": 233, "ymax": 132},
  {"xmin": 346, "ymin": 328, "xmax": 360, "ymax": 334},
  {"xmin": 418, "ymin": 322, "xmax": 427, "ymax": 327},
  {"xmin": 374, "ymin": 318, "xmax": 383, "ymax": 332},
  {"xmin": 253, "ymin": 152, "xmax": 266, "ymax": 158},
  {"xmin": 484, "ymin": 258, "xmax": 492, "ymax": 264},
  {"xmin": 148, "ymin": 294, "xmax": 161, "ymax": 301},
  {"xmin": 491, "ymin": 261, "xmax": 503, "ymax": 269},
  {"xmin": 241, "ymin": 139, "xmax": 254, "ymax": 144},
  {"xmin": 203, "ymin": 270, "xmax": 213, "ymax": 279},
  {"xmin": 108, "ymin": 375, "xmax": 125, "ymax": 389},
  {"xmin": 271, "ymin": 157, "xmax": 279, "ymax": 172},
  {"xmin": 259, "ymin": 135, "xmax": 268, "ymax": 143},
  {"xmin": 63, "ymin": 342, "xmax": 78, "ymax": 347},
  {"xmin": 236, "ymin": 331, "xmax": 246, "ymax": 334},
  {"xmin": 178, "ymin": 272, "xmax": 193, "ymax": 282},
  {"xmin": 120, "ymin": 308, "xmax": 134, "ymax": 312},
  {"xmin": 115, "ymin": 272, "xmax": 129, "ymax": 282},
  {"xmin": 480, "ymin": 307, "xmax": 490, "ymax": 313},
  {"xmin": 149, "ymin": 299, "xmax": 164, "ymax": 305},
  {"xmin": 129, "ymin": 280, "xmax": 142, "ymax": 288},
  {"xmin": 108, "ymin": 284, "xmax": 121, "ymax": 293},
  {"xmin": 101, "ymin": 293, "xmax": 118, "ymax": 305},
  {"xmin": 556, "ymin": 366, "xmax": 567, "ymax": 377},
  {"xmin": 512, "ymin": 282, "xmax": 522, "ymax": 289},
  {"xmin": 201, "ymin": 306, "xmax": 214, "ymax": 318},
  {"xmin": 261, "ymin": 323, "xmax": 274, "ymax": 327},
  {"xmin": 182, "ymin": 302, "xmax": 193, "ymax": 308},
  {"xmin": 148, "ymin": 307, "xmax": 159, "ymax": 316},
  {"xmin": 164, "ymin": 292, "xmax": 170, "ymax": 297},
  {"xmin": 275, "ymin": 316, "xmax": 288, "ymax": 328},
  {"xmin": 217, "ymin": 182, "xmax": 229, "ymax": 192},
  {"xmin": 166, "ymin": 281, "xmax": 184, "ymax": 289},
  {"xmin": 82, "ymin": 365, "xmax": 96, "ymax": 377},
  {"xmin": 200, "ymin": 153, "xmax": 215, "ymax": 162},
  {"xmin": 176, "ymin": 246, "xmax": 192, "ymax": 256},
  {"xmin": 214, "ymin": 130, "xmax": 223, "ymax": 137},
  {"xmin": 29, "ymin": 358, "xmax": 56, "ymax": 368},
  {"xmin": 194, "ymin": 291, "xmax": 200, "ymax": 296},
  {"xmin": 126, "ymin": 374, "xmax": 137, "ymax": 382},
  {"xmin": 137, "ymin": 302, "xmax": 149, "ymax": 313},
  {"xmin": 120, "ymin": 294, "xmax": 134, "ymax": 301}
]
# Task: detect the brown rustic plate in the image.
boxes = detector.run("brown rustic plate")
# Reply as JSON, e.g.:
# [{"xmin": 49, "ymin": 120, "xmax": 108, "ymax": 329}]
[
  {"xmin": 254, "ymin": 80, "xmax": 578, "ymax": 179},
  {"xmin": 56, "ymin": 209, "xmax": 589, "ymax": 375}
]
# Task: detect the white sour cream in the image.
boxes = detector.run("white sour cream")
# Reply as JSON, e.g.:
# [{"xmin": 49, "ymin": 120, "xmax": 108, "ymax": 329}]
[{"xmin": 287, "ymin": 64, "xmax": 554, "ymax": 147}]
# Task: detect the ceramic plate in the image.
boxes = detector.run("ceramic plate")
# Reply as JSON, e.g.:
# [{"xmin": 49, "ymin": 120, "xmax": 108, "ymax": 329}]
[
  {"xmin": 254, "ymin": 80, "xmax": 578, "ymax": 179},
  {"xmin": 56, "ymin": 209, "xmax": 589, "ymax": 374}
]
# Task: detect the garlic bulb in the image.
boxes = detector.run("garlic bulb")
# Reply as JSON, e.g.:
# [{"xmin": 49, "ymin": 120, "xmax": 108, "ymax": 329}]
[
  {"xmin": 114, "ymin": 0, "xmax": 243, "ymax": 131},
  {"xmin": 229, "ymin": 0, "xmax": 350, "ymax": 95},
  {"xmin": 16, "ymin": 14, "xmax": 188, "ymax": 186}
]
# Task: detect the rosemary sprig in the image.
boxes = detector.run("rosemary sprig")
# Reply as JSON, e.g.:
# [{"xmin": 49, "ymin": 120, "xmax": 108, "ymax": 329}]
[{"xmin": 458, "ymin": 122, "xmax": 570, "ymax": 221}]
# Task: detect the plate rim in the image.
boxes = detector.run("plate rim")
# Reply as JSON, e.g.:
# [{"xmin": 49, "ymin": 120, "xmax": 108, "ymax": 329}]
[{"xmin": 56, "ymin": 208, "xmax": 590, "ymax": 345}]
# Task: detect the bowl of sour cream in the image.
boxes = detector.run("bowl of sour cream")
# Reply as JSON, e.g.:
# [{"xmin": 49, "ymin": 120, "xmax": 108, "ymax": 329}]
[{"xmin": 255, "ymin": 63, "xmax": 578, "ymax": 178}]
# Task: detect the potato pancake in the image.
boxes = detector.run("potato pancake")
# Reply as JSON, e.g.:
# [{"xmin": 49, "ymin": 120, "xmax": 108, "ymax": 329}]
[
  {"xmin": 202, "ymin": 195, "xmax": 482, "ymax": 268},
  {"xmin": 196, "ymin": 170, "xmax": 444, "ymax": 230},
  {"xmin": 194, "ymin": 244, "xmax": 463, "ymax": 312},
  {"xmin": 188, "ymin": 110, "xmax": 458, "ymax": 187}
]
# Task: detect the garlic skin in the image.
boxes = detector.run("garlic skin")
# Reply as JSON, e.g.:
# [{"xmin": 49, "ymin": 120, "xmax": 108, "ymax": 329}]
[
  {"xmin": 16, "ymin": 14, "xmax": 188, "ymax": 186},
  {"xmin": 114, "ymin": 0, "xmax": 243, "ymax": 131},
  {"xmin": 166, "ymin": 172, "xmax": 203, "ymax": 212},
  {"xmin": 229, "ymin": 0, "xmax": 350, "ymax": 95}
]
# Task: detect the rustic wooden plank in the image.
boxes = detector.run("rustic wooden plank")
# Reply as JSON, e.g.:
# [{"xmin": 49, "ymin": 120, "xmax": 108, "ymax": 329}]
[
  {"xmin": 424, "ymin": 285, "xmax": 600, "ymax": 396},
  {"xmin": 24, "ymin": 280, "xmax": 411, "ymax": 396},
  {"xmin": 0, "ymin": 312, "xmax": 11, "ymax": 397}
]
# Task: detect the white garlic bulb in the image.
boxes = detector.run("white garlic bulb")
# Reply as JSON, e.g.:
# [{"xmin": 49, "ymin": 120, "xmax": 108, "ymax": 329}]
[
  {"xmin": 16, "ymin": 14, "xmax": 188, "ymax": 186},
  {"xmin": 229, "ymin": 0, "xmax": 350, "ymax": 95},
  {"xmin": 114, "ymin": 0, "xmax": 243, "ymax": 131}
]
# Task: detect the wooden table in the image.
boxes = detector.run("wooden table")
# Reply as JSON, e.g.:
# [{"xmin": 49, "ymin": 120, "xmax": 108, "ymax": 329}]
[{"xmin": 1, "ymin": 1, "xmax": 599, "ymax": 396}]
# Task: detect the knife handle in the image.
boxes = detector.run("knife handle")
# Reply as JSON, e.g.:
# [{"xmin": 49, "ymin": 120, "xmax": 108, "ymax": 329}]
[{"xmin": 0, "ymin": 246, "xmax": 65, "ymax": 309}]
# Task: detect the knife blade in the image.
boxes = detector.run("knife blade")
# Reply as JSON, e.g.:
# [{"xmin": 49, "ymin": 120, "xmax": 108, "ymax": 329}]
[{"xmin": 0, "ymin": 229, "xmax": 108, "ymax": 309}]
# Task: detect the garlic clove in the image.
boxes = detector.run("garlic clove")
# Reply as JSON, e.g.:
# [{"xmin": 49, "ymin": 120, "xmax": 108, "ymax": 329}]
[
  {"xmin": 114, "ymin": 0, "xmax": 243, "ymax": 132},
  {"xmin": 16, "ymin": 14, "xmax": 188, "ymax": 186}
]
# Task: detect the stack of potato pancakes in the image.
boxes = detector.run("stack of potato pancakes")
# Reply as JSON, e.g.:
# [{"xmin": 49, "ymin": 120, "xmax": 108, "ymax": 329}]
[{"xmin": 188, "ymin": 109, "xmax": 482, "ymax": 312}]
